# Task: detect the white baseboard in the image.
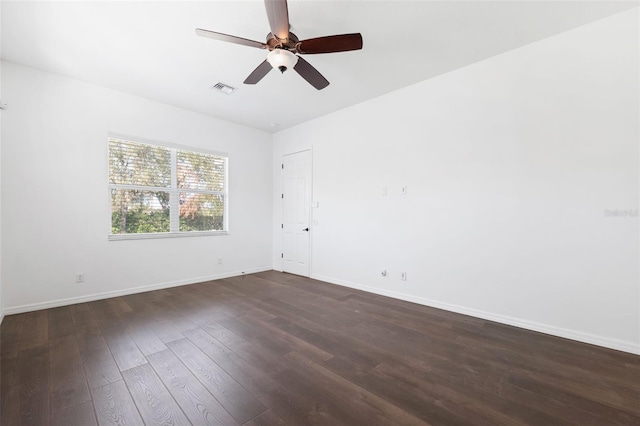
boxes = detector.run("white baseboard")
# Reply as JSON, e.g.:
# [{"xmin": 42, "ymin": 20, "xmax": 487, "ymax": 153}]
[
  {"xmin": 312, "ymin": 274, "xmax": 640, "ymax": 356},
  {"xmin": 2, "ymin": 267, "xmax": 272, "ymax": 316}
]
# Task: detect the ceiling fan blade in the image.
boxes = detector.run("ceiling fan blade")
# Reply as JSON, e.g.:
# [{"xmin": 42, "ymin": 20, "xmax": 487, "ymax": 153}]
[
  {"xmin": 297, "ymin": 33, "xmax": 363, "ymax": 54},
  {"xmin": 297, "ymin": 33, "xmax": 362, "ymax": 54},
  {"xmin": 244, "ymin": 60, "xmax": 273, "ymax": 85},
  {"xmin": 196, "ymin": 28, "xmax": 267, "ymax": 49},
  {"xmin": 293, "ymin": 57, "xmax": 329, "ymax": 90},
  {"xmin": 264, "ymin": 0, "xmax": 290, "ymax": 41}
]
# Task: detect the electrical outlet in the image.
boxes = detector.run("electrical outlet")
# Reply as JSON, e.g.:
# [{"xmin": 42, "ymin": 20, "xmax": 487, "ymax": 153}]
[
  {"xmin": 401, "ymin": 272, "xmax": 407, "ymax": 281},
  {"xmin": 401, "ymin": 186, "xmax": 408, "ymax": 195},
  {"xmin": 76, "ymin": 273, "xmax": 85, "ymax": 283},
  {"xmin": 217, "ymin": 257, "xmax": 223, "ymax": 265}
]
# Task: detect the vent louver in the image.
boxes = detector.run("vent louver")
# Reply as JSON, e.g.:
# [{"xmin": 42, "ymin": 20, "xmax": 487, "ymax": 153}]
[{"xmin": 212, "ymin": 82, "xmax": 237, "ymax": 94}]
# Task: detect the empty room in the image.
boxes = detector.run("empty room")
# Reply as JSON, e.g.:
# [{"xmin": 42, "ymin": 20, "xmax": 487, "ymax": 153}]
[{"xmin": 0, "ymin": 0, "xmax": 639, "ymax": 425}]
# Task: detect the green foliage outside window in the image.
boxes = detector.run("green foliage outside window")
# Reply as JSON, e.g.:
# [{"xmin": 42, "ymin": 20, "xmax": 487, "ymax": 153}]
[{"xmin": 108, "ymin": 137, "xmax": 226, "ymax": 236}]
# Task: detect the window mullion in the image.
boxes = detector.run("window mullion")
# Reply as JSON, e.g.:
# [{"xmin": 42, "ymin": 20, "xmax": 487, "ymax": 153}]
[{"xmin": 170, "ymin": 148, "xmax": 179, "ymax": 232}]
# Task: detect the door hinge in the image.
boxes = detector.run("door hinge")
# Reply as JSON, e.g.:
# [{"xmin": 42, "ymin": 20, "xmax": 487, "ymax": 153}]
[
  {"xmin": 281, "ymin": 253, "xmax": 283, "ymax": 258},
  {"xmin": 281, "ymin": 224, "xmax": 283, "ymax": 229},
  {"xmin": 281, "ymin": 164, "xmax": 284, "ymax": 169},
  {"xmin": 281, "ymin": 194, "xmax": 284, "ymax": 199}
]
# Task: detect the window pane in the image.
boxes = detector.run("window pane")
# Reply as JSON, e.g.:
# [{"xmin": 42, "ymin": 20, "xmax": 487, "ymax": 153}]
[
  {"xmin": 179, "ymin": 193, "xmax": 224, "ymax": 231},
  {"xmin": 109, "ymin": 138, "xmax": 171, "ymax": 187},
  {"xmin": 177, "ymin": 150, "xmax": 225, "ymax": 191},
  {"xmin": 111, "ymin": 189, "xmax": 170, "ymax": 234}
]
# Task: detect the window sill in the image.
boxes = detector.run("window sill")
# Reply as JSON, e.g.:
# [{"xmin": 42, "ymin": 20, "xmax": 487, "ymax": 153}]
[{"xmin": 108, "ymin": 231, "xmax": 229, "ymax": 241}]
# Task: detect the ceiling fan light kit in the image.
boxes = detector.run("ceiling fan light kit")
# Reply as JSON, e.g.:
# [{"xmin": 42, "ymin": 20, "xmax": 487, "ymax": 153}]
[
  {"xmin": 267, "ymin": 49, "xmax": 298, "ymax": 73},
  {"xmin": 196, "ymin": 0, "xmax": 363, "ymax": 90}
]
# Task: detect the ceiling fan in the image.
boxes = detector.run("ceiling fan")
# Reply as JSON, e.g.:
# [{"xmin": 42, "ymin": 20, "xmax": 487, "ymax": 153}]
[{"xmin": 196, "ymin": 0, "xmax": 363, "ymax": 90}]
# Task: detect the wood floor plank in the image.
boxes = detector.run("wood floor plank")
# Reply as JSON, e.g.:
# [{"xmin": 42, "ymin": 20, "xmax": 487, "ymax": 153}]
[
  {"xmin": 217, "ymin": 317, "xmax": 291, "ymax": 356},
  {"xmin": 274, "ymin": 285, "xmax": 364, "ymax": 324},
  {"xmin": 49, "ymin": 335, "xmax": 92, "ymax": 411},
  {"xmin": 81, "ymin": 347, "xmax": 123, "ymax": 390},
  {"xmin": 267, "ymin": 316, "xmax": 386, "ymax": 370},
  {"xmin": 1, "ymin": 340, "xmax": 22, "ymax": 365},
  {"xmin": 495, "ymin": 373, "xmax": 633, "ymax": 425},
  {"xmin": 1, "ymin": 357, "xmax": 21, "ymax": 426},
  {"xmin": 224, "ymin": 314, "xmax": 334, "ymax": 363},
  {"xmin": 105, "ymin": 298, "xmax": 133, "ymax": 316},
  {"xmin": 259, "ymin": 273, "xmax": 353, "ymax": 301},
  {"xmin": 261, "ymin": 297, "xmax": 356, "ymax": 332},
  {"xmin": 92, "ymin": 380, "xmax": 144, "ymax": 426},
  {"xmin": 126, "ymin": 323, "xmax": 168, "ymax": 356},
  {"xmin": 368, "ymin": 359, "xmax": 536, "ymax": 426},
  {"xmin": 212, "ymin": 292, "xmax": 278, "ymax": 323},
  {"xmin": 147, "ymin": 349, "xmax": 240, "ymax": 425},
  {"xmin": 279, "ymin": 351, "xmax": 429, "ymax": 426},
  {"xmin": 448, "ymin": 336, "xmax": 640, "ymax": 416},
  {"xmin": 257, "ymin": 386, "xmax": 348, "ymax": 426},
  {"xmin": 121, "ymin": 363, "xmax": 191, "ymax": 426},
  {"xmin": 198, "ymin": 321, "xmax": 246, "ymax": 351},
  {"xmin": 48, "ymin": 306, "xmax": 75, "ymax": 340},
  {"xmin": 159, "ymin": 309, "xmax": 201, "ymax": 335},
  {"xmin": 507, "ymin": 373, "xmax": 640, "ymax": 425},
  {"xmin": 167, "ymin": 338, "xmax": 267, "ymax": 423},
  {"xmin": 76, "ymin": 331, "xmax": 111, "ymax": 355},
  {"xmin": 101, "ymin": 328, "xmax": 147, "ymax": 372},
  {"xmin": 343, "ymin": 294, "xmax": 460, "ymax": 336},
  {"xmin": 198, "ymin": 322, "xmax": 284, "ymax": 374},
  {"xmin": 143, "ymin": 318, "xmax": 185, "ymax": 344},
  {"xmin": 91, "ymin": 300, "xmax": 124, "ymax": 330},
  {"xmin": 120, "ymin": 293, "xmax": 155, "ymax": 314},
  {"xmin": 1, "ymin": 312, "xmax": 25, "ymax": 337},
  {"xmin": 482, "ymin": 321, "xmax": 639, "ymax": 378},
  {"xmin": 17, "ymin": 346, "xmax": 51, "ymax": 426},
  {"xmin": 242, "ymin": 409, "xmax": 288, "ymax": 426},
  {"xmin": 184, "ymin": 327, "xmax": 281, "ymax": 398},
  {"xmin": 509, "ymin": 360, "xmax": 639, "ymax": 414},
  {"xmin": 1, "ymin": 313, "xmax": 25, "ymax": 359},
  {"xmin": 348, "ymin": 315, "xmax": 465, "ymax": 361},
  {"xmin": 52, "ymin": 400, "xmax": 98, "ymax": 426},
  {"xmin": 69, "ymin": 303, "xmax": 101, "ymax": 335},
  {"xmin": 19, "ymin": 309, "xmax": 49, "ymax": 351}
]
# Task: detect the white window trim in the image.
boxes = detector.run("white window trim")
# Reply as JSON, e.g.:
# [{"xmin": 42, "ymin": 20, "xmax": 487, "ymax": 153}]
[{"xmin": 107, "ymin": 132, "xmax": 229, "ymax": 241}]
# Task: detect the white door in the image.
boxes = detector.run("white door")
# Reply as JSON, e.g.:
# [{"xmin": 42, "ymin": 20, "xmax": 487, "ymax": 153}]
[{"xmin": 282, "ymin": 150, "xmax": 311, "ymax": 276}]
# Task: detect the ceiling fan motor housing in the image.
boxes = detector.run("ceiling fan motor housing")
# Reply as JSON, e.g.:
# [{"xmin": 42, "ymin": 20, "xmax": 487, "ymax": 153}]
[{"xmin": 266, "ymin": 32, "xmax": 300, "ymax": 51}]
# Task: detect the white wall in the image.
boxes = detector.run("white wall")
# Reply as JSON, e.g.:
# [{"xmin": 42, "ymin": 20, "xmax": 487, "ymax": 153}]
[
  {"xmin": 273, "ymin": 9, "xmax": 639, "ymax": 354},
  {"xmin": 1, "ymin": 61, "xmax": 273, "ymax": 312},
  {"xmin": 0, "ymin": 1, "xmax": 3, "ymax": 323}
]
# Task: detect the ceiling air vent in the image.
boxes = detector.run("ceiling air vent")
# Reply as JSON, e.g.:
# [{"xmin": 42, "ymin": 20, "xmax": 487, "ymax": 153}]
[{"xmin": 212, "ymin": 82, "xmax": 237, "ymax": 95}]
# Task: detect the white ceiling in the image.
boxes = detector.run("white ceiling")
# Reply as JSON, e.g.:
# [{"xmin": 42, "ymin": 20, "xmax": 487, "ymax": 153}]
[{"xmin": 2, "ymin": 1, "xmax": 637, "ymax": 132}]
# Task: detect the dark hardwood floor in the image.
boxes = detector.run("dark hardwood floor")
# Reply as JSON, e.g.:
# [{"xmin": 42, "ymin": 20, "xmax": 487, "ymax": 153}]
[{"xmin": 1, "ymin": 270, "xmax": 639, "ymax": 425}]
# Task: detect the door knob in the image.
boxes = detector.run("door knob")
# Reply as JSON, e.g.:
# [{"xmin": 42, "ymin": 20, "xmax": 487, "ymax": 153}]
[{"xmin": 303, "ymin": 228, "xmax": 309, "ymax": 232}]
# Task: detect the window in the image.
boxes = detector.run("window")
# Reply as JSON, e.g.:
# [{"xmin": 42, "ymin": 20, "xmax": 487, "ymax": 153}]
[{"xmin": 108, "ymin": 136, "xmax": 228, "ymax": 239}]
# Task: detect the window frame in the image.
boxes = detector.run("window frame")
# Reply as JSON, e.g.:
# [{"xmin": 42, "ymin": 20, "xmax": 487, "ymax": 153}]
[{"xmin": 107, "ymin": 133, "xmax": 229, "ymax": 241}]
